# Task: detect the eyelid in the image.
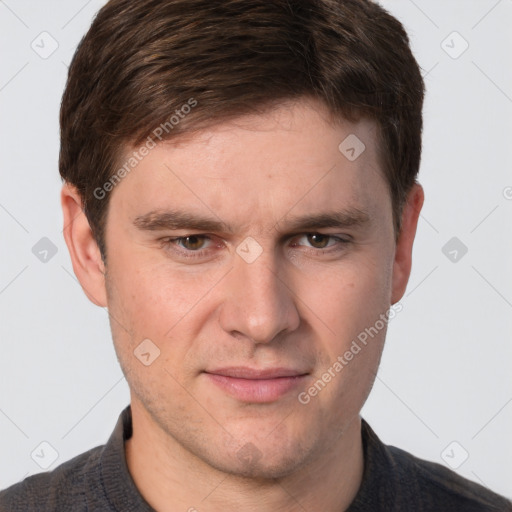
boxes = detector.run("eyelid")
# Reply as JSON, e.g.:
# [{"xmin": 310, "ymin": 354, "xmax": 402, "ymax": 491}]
[
  {"xmin": 290, "ymin": 233, "xmax": 352, "ymax": 247},
  {"xmin": 159, "ymin": 234, "xmax": 227, "ymax": 261},
  {"xmin": 163, "ymin": 234, "xmax": 216, "ymax": 250},
  {"xmin": 165, "ymin": 232, "xmax": 349, "ymax": 245},
  {"xmin": 160, "ymin": 232, "xmax": 351, "ymax": 260}
]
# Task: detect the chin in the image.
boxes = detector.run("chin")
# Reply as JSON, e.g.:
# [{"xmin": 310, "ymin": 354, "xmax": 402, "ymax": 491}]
[
  {"xmin": 220, "ymin": 454, "xmax": 305, "ymax": 481},
  {"xmin": 209, "ymin": 435, "xmax": 316, "ymax": 481}
]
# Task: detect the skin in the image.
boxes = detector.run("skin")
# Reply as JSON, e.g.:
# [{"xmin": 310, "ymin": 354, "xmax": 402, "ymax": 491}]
[{"xmin": 62, "ymin": 97, "xmax": 423, "ymax": 511}]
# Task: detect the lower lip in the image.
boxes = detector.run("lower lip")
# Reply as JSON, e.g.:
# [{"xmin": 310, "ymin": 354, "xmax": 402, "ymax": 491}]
[{"xmin": 204, "ymin": 373, "xmax": 308, "ymax": 403}]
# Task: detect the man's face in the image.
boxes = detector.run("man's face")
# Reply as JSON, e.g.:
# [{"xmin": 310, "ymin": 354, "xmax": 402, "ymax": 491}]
[{"xmin": 103, "ymin": 99, "xmax": 398, "ymax": 478}]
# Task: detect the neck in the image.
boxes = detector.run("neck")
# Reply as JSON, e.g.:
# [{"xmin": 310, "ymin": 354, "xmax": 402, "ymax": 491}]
[{"xmin": 125, "ymin": 401, "xmax": 364, "ymax": 512}]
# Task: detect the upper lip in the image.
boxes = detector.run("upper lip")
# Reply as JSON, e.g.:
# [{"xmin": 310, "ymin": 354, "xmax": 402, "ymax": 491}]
[{"xmin": 204, "ymin": 367, "xmax": 309, "ymax": 379}]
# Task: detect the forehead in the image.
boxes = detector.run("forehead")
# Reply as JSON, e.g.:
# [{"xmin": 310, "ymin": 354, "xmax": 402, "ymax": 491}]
[{"xmin": 110, "ymin": 99, "xmax": 389, "ymax": 232}]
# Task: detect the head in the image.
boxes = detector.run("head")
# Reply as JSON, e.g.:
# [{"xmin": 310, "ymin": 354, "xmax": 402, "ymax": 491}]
[{"xmin": 61, "ymin": 0, "xmax": 424, "ymax": 479}]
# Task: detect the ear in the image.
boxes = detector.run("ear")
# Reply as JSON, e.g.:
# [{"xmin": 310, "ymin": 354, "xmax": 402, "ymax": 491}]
[
  {"xmin": 391, "ymin": 183, "xmax": 424, "ymax": 304},
  {"xmin": 61, "ymin": 183, "xmax": 107, "ymax": 307}
]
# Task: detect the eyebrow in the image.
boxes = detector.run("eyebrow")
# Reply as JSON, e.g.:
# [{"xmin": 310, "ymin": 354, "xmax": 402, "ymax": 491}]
[{"xmin": 132, "ymin": 207, "xmax": 370, "ymax": 234}]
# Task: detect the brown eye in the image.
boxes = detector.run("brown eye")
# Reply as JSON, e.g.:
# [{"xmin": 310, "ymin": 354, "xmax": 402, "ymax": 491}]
[
  {"xmin": 179, "ymin": 235, "xmax": 207, "ymax": 250},
  {"xmin": 306, "ymin": 234, "xmax": 331, "ymax": 249}
]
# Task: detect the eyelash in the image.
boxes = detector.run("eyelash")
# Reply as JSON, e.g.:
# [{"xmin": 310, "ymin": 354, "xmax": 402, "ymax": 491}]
[{"xmin": 160, "ymin": 233, "xmax": 351, "ymax": 260}]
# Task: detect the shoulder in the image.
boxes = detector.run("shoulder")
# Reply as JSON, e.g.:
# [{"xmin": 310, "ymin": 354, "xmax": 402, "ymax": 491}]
[
  {"xmin": 352, "ymin": 420, "xmax": 512, "ymax": 512},
  {"xmin": 387, "ymin": 443, "xmax": 512, "ymax": 511},
  {"xmin": 0, "ymin": 445, "xmax": 104, "ymax": 512}
]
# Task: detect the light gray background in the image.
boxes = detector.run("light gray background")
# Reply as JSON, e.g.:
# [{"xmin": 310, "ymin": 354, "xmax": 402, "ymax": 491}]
[{"xmin": 1, "ymin": 0, "xmax": 511, "ymax": 500}]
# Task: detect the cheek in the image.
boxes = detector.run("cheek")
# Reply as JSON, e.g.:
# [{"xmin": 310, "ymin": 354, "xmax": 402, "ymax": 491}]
[
  {"xmin": 106, "ymin": 255, "xmax": 225, "ymax": 344},
  {"xmin": 105, "ymin": 261, "xmax": 211, "ymax": 392},
  {"xmin": 303, "ymin": 251, "xmax": 393, "ymax": 347},
  {"xmin": 299, "ymin": 256, "xmax": 392, "ymax": 424}
]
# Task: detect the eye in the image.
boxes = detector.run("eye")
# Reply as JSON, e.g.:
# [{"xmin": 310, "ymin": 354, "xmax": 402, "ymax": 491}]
[
  {"xmin": 160, "ymin": 235, "xmax": 217, "ymax": 258},
  {"xmin": 293, "ymin": 233, "xmax": 346, "ymax": 250},
  {"xmin": 305, "ymin": 233, "xmax": 334, "ymax": 249},
  {"xmin": 175, "ymin": 235, "xmax": 211, "ymax": 251}
]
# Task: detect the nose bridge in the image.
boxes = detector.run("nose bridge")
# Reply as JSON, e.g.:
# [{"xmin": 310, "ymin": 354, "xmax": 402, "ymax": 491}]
[{"xmin": 220, "ymin": 243, "xmax": 299, "ymax": 343}]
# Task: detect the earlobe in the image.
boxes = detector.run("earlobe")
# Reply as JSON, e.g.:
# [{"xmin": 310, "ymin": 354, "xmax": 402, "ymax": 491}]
[
  {"xmin": 391, "ymin": 183, "xmax": 424, "ymax": 304},
  {"xmin": 61, "ymin": 183, "xmax": 108, "ymax": 307}
]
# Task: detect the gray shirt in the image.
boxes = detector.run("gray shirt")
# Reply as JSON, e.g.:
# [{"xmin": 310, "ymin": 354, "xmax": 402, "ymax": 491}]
[{"xmin": 1, "ymin": 405, "xmax": 511, "ymax": 511}]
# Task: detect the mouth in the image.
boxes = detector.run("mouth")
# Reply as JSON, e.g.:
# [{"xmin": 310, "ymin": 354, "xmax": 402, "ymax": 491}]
[{"xmin": 203, "ymin": 367, "xmax": 310, "ymax": 403}]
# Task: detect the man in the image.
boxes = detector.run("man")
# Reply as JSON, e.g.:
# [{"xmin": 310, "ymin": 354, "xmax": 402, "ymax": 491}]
[{"xmin": 1, "ymin": 0, "xmax": 511, "ymax": 510}]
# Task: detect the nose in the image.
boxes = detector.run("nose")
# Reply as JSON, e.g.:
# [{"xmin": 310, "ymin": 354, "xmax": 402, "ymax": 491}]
[{"xmin": 218, "ymin": 246, "xmax": 300, "ymax": 344}]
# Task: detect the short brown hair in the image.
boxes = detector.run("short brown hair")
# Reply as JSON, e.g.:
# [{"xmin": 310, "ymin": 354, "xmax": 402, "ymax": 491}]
[{"xmin": 60, "ymin": 0, "xmax": 424, "ymax": 260}]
